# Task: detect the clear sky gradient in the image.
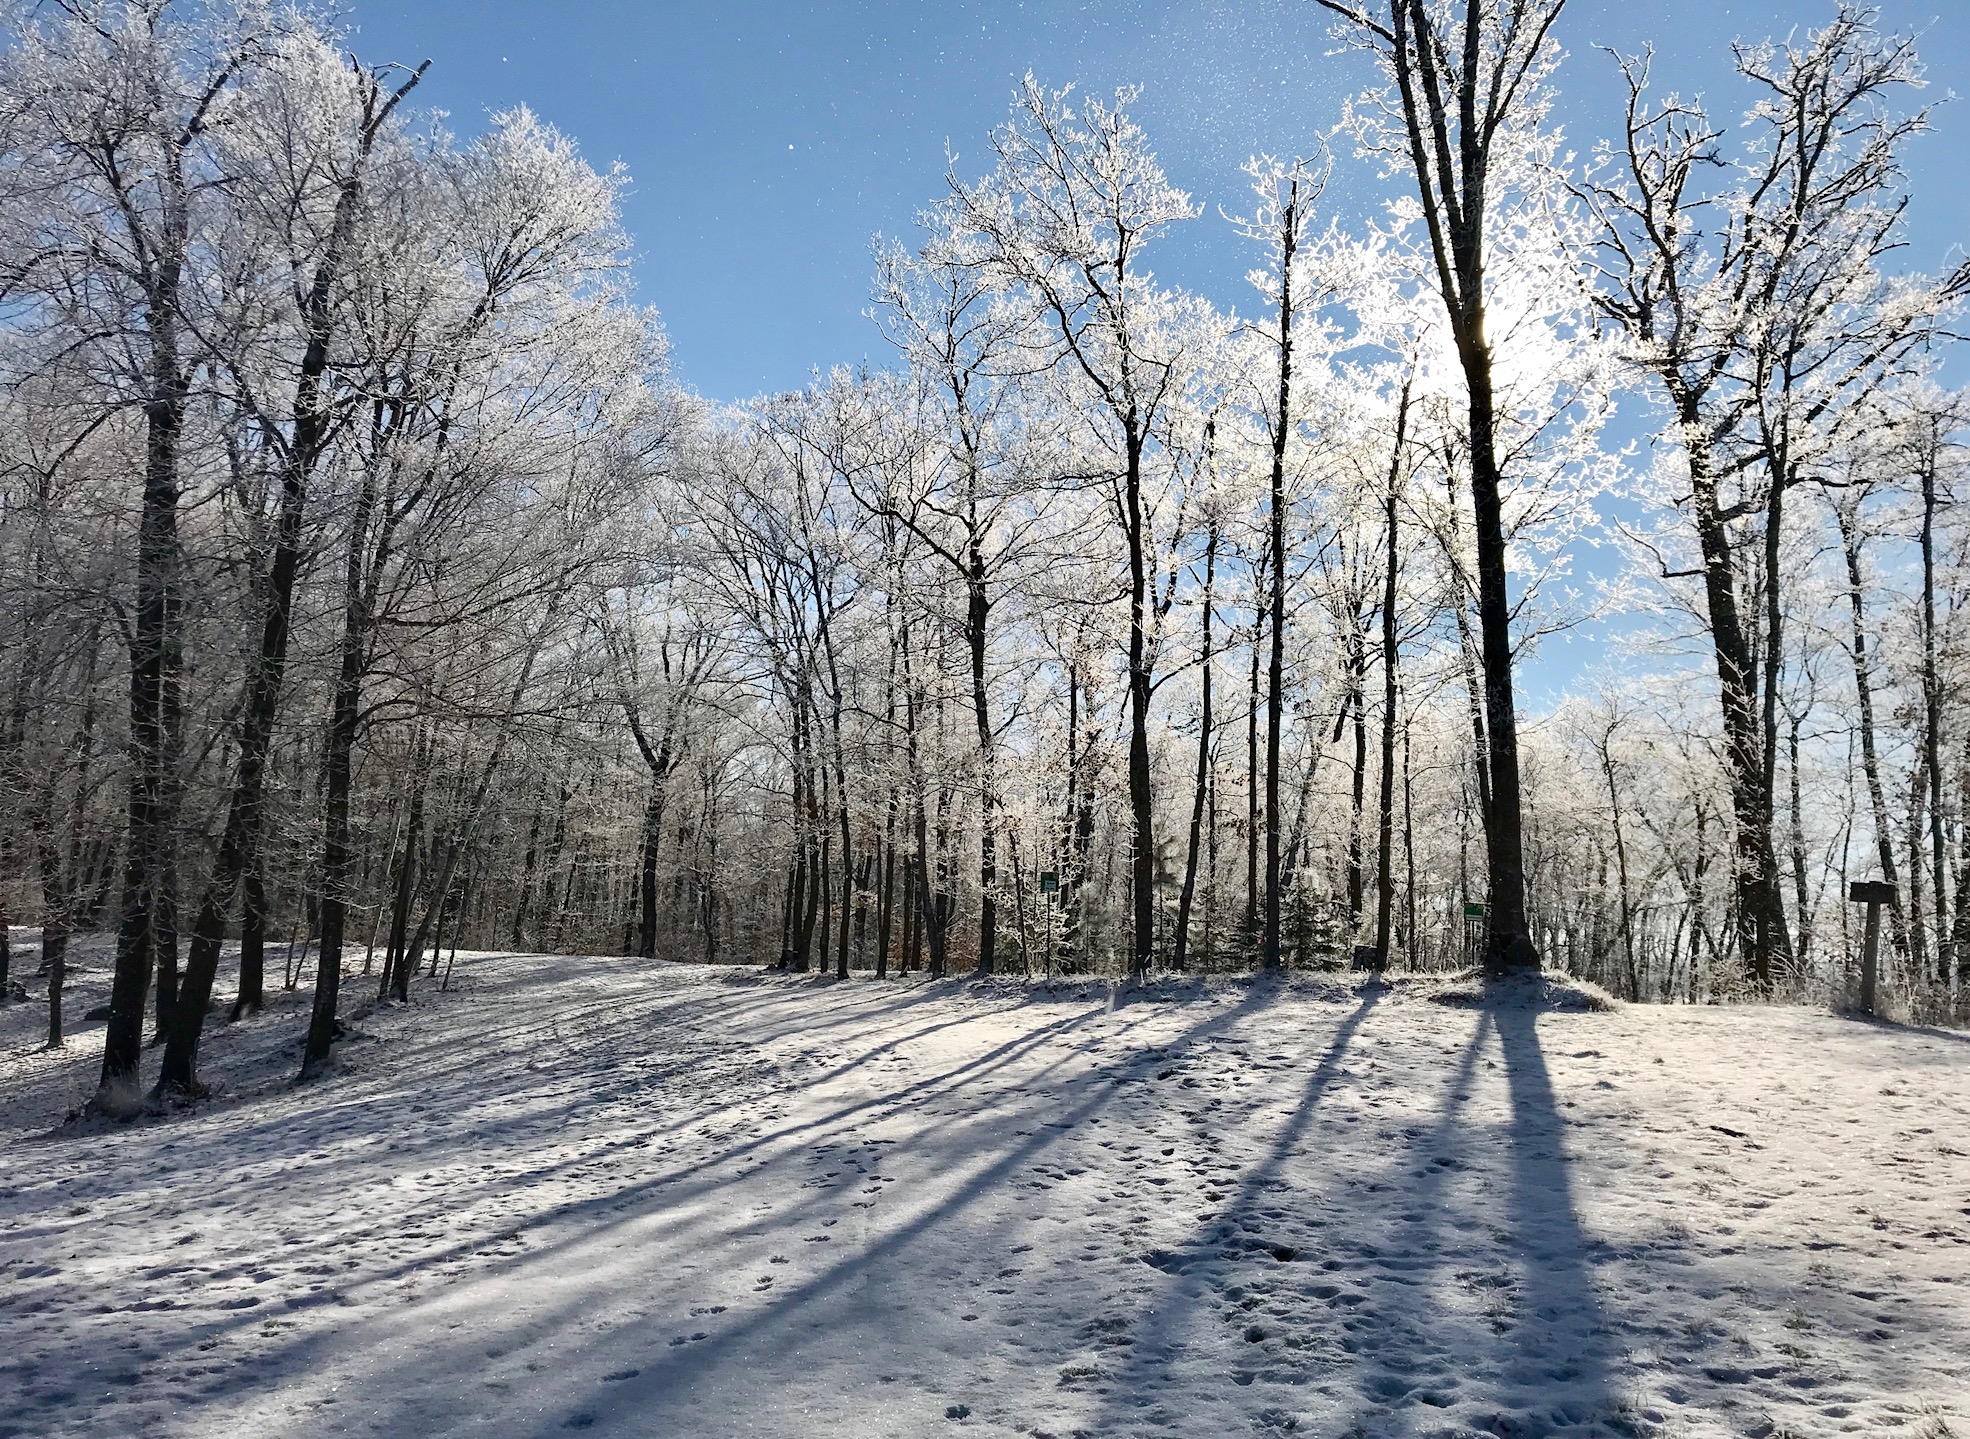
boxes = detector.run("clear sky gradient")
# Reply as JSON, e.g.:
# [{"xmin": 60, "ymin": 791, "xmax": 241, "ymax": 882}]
[
  {"xmin": 342, "ymin": 2, "xmax": 1967, "ymax": 702},
  {"xmin": 344, "ymin": 1, "xmax": 1967, "ymax": 403}
]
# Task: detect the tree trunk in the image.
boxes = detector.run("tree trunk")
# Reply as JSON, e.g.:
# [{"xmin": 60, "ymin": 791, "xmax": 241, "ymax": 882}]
[
  {"xmin": 101, "ymin": 310, "xmax": 187, "ymax": 1109},
  {"xmin": 1463, "ymin": 355, "xmax": 1536, "ymax": 972},
  {"xmin": 699, "ymin": 781, "xmax": 720, "ymax": 966},
  {"xmin": 45, "ymin": 922, "xmax": 67, "ymax": 1050},
  {"xmin": 1787, "ymin": 703, "xmax": 1813, "ymax": 972},
  {"xmin": 1918, "ymin": 427, "xmax": 1947, "ymax": 983},
  {"xmin": 302, "ymin": 426, "xmax": 384, "ymax": 1079},
  {"xmin": 1245, "ymin": 585, "xmax": 1263, "ymax": 950},
  {"xmin": 817, "ymin": 829, "xmax": 834, "ymax": 975},
  {"xmin": 1372, "ymin": 383, "xmax": 1411, "ymax": 967},
  {"xmin": 876, "ymin": 804, "xmax": 897, "ymax": 979},
  {"xmin": 1602, "ymin": 734, "xmax": 1640, "ymax": 1001},
  {"xmin": 900, "ymin": 852, "xmax": 919, "ymax": 975},
  {"xmin": 1123, "ymin": 427, "xmax": 1157, "ymax": 981},
  {"xmin": 835, "ymin": 795, "xmax": 853, "ymax": 981},
  {"xmin": 153, "ymin": 854, "xmax": 179, "ymax": 1044},
  {"xmin": 637, "ymin": 782, "xmax": 666, "ymax": 959},
  {"xmin": 1402, "ymin": 718, "xmax": 1418, "ymax": 968},
  {"xmin": 779, "ymin": 854, "xmax": 798, "ymax": 969},
  {"xmin": 1677, "ymin": 402, "xmax": 1793, "ymax": 990},
  {"xmin": 1173, "ymin": 525, "xmax": 1218, "ymax": 970},
  {"xmin": 232, "ymin": 861, "xmax": 267, "ymax": 1020},
  {"xmin": 969, "ymin": 548, "xmax": 998, "ymax": 976},
  {"xmin": 1345, "ymin": 631, "xmax": 1368, "ymax": 936},
  {"xmin": 1837, "ymin": 501, "xmax": 1910, "ymax": 966},
  {"xmin": 1064, "ymin": 656, "xmax": 1085, "ymax": 967},
  {"xmin": 1263, "ymin": 253, "xmax": 1294, "ymax": 973},
  {"xmin": 852, "ymin": 849, "xmax": 874, "ymax": 970}
]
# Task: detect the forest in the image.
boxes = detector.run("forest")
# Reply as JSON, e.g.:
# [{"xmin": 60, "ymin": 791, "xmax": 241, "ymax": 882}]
[{"xmin": 2, "ymin": 0, "xmax": 1967, "ymax": 1120}]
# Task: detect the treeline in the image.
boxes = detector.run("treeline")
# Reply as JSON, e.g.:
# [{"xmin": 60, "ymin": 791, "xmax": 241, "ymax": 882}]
[{"xmin": 1, "ymin": 1, "xmax": 1965, "ymax": 1111}]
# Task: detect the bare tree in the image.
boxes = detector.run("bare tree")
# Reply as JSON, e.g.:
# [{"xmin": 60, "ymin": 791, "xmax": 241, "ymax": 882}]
[
  {"xmin": 1580, "ymin": 6, "xmax": 1948, "ymax": 989},
  {"xmin": 947, "ymin": 78, "xmax": 1207, "ymax": 980},
  {"xmin": 1314, "ymin": 0, "xmax": 1568, "ymax": 972}
]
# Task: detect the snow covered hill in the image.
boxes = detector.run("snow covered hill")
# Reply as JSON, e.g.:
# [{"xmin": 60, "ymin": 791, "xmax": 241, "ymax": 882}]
[{"xmin": 1, "ymin": 948, "xmax": 1966, "ymax": 1437}]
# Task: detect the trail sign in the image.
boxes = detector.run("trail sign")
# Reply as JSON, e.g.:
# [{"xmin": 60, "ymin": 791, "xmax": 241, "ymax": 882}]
[
  {"xmin": 1463, "ymin": 902, "xmax": 1487, "ymax": 919},
  {"xmin": 1847, "ymin": 879, "xmax": 1897, "ymax": 1015},
  {"xmin": 1039, "ymin": 871, "xmax": 1058, "ymax": 895}
]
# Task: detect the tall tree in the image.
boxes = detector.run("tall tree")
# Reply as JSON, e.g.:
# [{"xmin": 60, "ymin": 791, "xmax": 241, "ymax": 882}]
[
  {"xmin": 158, "ymin": 49, "xmax": 427, "ymax": 1097},
  {"xmin": 1230, "ymin": 155, "xmax": 1327, "ymax": 971},
  {"xmin": 948, "ymin": 78, "xmax": 1205, "ymax": 980},
  {"xmin": 1581, "ymin": 7, "xmax": 1948, "ymax": 989},
  {"xmin": 0, "ymin": 0, "xmax": 277, "ymax": 1105},
  {"xmin": 1314, "ymin": 0, "xmax": 1567, "ymax": 972}
]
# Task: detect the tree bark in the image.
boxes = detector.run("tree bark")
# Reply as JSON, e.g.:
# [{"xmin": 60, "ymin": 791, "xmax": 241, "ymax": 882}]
[
  {"xmin": 968, "ymin": 539, "xmax": 998, "ymax": 975},
  {"xmin": 1918, "ymin": 423, "xmax": 1947, "ymax": 983},
  {"xmin": 1372, "ymin": 381, "xmax": 1411, "ymax": 967},
  {"xmin": 1262, "ymin": 194, "xmax": 1298, "ymax": 973},
  {"xmin": 302, "ymin": 411, "xmax": 388, "ymax": 1079},
  {"xmin": 1173, "ymin": 525, "xmax": 1218, "ymax": 970},
  {"xmin": 1123, "ymin": 429, "xmax": 1157, "ymax": 981},
  {"xmin": 1245, "ymin": 586, "xmax": 1262, "ymax": 950},
  {"xmin": 1345, "ymin": 627, "xmax": 1368, "ymax": 936},
  {"xmin": 1836, "ymin": 501, "xmax": 1910, "ymax": 965},
  {"xmin": 100, "ymin": 307, "xmax": 187, "ymax": 1109}
]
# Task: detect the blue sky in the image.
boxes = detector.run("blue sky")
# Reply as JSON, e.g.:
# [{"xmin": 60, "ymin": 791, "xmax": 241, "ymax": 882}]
[
  {"xmin": 343, "ymin": 2, "xmax": 1966, "ymax": 703},
  {"xmin": 349, "ymin": 1, "xmax": 1967, "ymax": 404}
]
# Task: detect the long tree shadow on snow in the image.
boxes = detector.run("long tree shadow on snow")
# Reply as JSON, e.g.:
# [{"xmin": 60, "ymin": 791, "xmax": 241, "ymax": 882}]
[
  {"xmin": 501, "ymin": 986, "xmax": 1292, "ymax": 1437},
  {"xmin": 1489, "ymin": 999, "xmax": 1620, "ymax": 1428},
  {"xmin": 1334, "ymin": 996, "xmax": 1619, "ymax": 1434},
  {"xmin": 270, "ymin": 981, "xmax": 1291, "ymax": 1438},
  {"xmin": 6, "ymin": 962, "xmax": 1627, "ymax": 1436},
  {"xmin": 0, "ymin": 962, "xmax": 1143, "ymax": 1405},
  {"xmin": 95, "ymin": 984, "xmax": 1198, "ymax": 1411},
  {"xmin": 1075, "ymin": 982, "xmax": 1621, "ymax": 1435},
  {"xmin": 421, "ymin": 979, "xmax": 1623, "ymax": 1438},
  {"xmin": 1078, "ymin": 982, "xmax": 1385, "ymax": 1432}
]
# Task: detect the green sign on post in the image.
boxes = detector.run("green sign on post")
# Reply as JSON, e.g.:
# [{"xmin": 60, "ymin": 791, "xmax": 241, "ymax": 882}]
[
  {"xmin": 1039, "ymin": 871, "xmax": 1058, "ymax": 895},
  {"xmin": 1463, "ymin": 902, "xmax": 1487, "ymax": 920}
]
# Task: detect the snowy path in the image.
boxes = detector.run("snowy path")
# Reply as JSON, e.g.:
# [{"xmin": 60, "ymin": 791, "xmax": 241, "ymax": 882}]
[{"xmin": 1, "ymin": 951, "xmax": 1967, "ymax": 1438}]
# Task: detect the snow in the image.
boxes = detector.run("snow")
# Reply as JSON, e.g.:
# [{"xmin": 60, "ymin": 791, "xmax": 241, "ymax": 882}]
[{"xmin": 2, "ymin": 937, "xmax": 1967, "ymax": 1438}]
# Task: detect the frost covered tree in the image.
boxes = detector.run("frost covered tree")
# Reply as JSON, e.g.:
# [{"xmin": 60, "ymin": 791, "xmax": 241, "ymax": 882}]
[
  {"xmin": 945, "ymin": 78, "xmax": 1215, "ymax": 982},
  {"xmin": 1312, "ymin": 0, "xmax": 1572, "ymax": 973},
  {"xmin": 0, "ymin": 0, "xmax": 296, "ymax": 1106},
  {"xmin": 5, "ymin": 0, "xmax": 1970, "ymax": 1112},
  {"xmin": 1580, "ymin": 3, "xmax": 1958, "ymax": 991}
]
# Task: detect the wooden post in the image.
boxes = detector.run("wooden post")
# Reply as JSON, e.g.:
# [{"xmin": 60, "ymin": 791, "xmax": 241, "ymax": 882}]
[
  {"xmin": 1040, "ymin": 870, "xmax": 1057, "ymax": 988},
  {"xmin": 1847, "ymin": 879, "xmax": 1896, "ymax": 1015}
]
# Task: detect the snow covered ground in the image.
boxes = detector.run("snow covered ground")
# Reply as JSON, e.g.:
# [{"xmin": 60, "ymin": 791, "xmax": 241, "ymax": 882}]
[{"xmin": 1, "ymin": 938, "xmax": 1967, "ymax": 1438}]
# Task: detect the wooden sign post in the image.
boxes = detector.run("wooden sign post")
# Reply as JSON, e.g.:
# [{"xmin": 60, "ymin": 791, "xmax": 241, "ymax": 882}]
[
  {"xmin": 1039, "ymin": 872, "xmax": 1058, "ymax": 986},
  {"xmin": 1847, "ymin": 879, "xmax": 1897, "ymax": 1016}
]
